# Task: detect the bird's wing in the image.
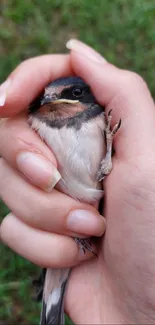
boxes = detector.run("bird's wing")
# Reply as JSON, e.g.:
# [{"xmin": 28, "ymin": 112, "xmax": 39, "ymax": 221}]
[{"xmin": 40, "ymin": 267, "xmax": 70, "ymax": 325}]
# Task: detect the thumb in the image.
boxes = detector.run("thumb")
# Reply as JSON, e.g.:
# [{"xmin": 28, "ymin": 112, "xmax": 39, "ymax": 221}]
[{"xmin": 67, "ymin": 39, "xmax": 155, "ymax": 162}]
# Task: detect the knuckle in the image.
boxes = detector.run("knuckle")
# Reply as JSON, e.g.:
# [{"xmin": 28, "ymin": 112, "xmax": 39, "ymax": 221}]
[
  {"xmin": 0, "ymin": 116, "xmax": 21, "ymax": 138},
  {"xmin": 14, "ymin": 57, "xmax": 34, "ymax": 73},
  {"xmin": 121, "ymin": 70, "xmax": 148, "ymax": 89},
  {"xmin": 23, "ymin": 195, "xmax": 52, "ymax": 226},
  {"xmin": 0, "ymin": 215, "xmax": 10, "ymax": 240},
  {"xmin": 13, "ymin": 56, "xmax": 44, "ymax": 77},
  {"xmin": 0, "ymin": 118, "xmax": 39, "ymax": 153},
  {"xmin": 12, "ymin": 135, "xmax": 35, "ymax": 152}
]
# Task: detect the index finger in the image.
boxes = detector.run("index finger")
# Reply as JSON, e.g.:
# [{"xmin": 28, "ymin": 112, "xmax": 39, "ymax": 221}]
[
  {"xmin": 68, "ymin": 40, "xmax": 155, "ymax": 162},
  {"xmin": 0, "ymin": 54, "xmax": 72, "ymax": 117}
]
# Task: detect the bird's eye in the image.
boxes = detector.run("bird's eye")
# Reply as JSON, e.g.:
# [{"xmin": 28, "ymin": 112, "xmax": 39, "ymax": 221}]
[{"xmin": 72, "ymin": 88, "xmax": 84, "ymax": 97}]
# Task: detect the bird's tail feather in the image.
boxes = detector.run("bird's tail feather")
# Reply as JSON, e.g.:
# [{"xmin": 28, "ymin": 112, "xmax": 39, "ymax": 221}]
[{"xmin": 40, "ymin": 267, "xmax": 70, "ymax": 325}]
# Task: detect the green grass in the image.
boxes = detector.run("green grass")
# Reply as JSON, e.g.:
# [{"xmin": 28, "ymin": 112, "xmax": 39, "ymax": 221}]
[{"xmin": 0, "ymin": 0, "xmax": 155, "ymax": 323}]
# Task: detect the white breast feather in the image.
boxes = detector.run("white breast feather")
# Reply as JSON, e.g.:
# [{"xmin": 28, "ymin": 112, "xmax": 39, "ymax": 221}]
[{"xmin": 29, "ymin": 115, "xmax": 106, "ymax": 204}]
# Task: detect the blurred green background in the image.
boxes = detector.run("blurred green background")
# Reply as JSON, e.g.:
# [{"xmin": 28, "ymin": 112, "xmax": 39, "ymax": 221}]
[{"xmin": 0, "ymin": 0, "xmax": 155, "ymax": 324}]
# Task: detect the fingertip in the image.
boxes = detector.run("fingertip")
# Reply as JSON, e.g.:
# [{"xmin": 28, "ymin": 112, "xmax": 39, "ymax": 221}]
[
  {"xmin": 66, "ymin": 208, "xmax": 106, "ymax": 237},
  {"xmin": 66, "ymin": 39, "xmax": 107, "ymax": 64},
  {"xmin": 0, "ymin": 213, "xmax": 16, "ymax": 243},
  {"xmin": 16, "ymin": 151, "xmax": 61, "ymax": 192}
]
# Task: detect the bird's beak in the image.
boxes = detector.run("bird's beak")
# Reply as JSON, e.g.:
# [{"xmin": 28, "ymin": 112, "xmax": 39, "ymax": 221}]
[
  {"xmin": 41, "ymin": 95, "xmax": 57, "ymax": 106},
  {"xmin": 41, "ymin": 96, "xmax": 79, "ymax": 106}
]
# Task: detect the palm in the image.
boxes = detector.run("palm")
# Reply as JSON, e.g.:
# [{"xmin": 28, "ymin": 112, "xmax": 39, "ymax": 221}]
[
  {"xmin": 67, "ymin": 253, "xmax": 103, "ymax": 323},
  {"xmin": 67, "ymin": 154, "xmax": 155, "ymax": 323}
]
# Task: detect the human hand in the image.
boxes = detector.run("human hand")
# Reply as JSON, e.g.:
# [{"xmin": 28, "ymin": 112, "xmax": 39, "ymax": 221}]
[
  {"xmin": 1, "ymin": 40, "xmax": 155, "ymax": 324},
  {"xmin": 0, "ymin": 54, "xmax": 105, "ymax": 267},
  {"xmin": 64, "ymin": 40, "xmax": 155, "ymax": 324}
]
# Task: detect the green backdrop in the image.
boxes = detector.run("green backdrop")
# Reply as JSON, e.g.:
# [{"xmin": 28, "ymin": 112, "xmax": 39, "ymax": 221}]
[{"xmin": 0, "ymin": 0, "xmax": 155, "ymax": 324}]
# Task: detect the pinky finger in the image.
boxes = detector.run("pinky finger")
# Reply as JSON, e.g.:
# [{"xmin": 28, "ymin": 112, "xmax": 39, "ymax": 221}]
[{"xmin": 0, "ymin": 214, "xmax": 94, "ymax": 268}]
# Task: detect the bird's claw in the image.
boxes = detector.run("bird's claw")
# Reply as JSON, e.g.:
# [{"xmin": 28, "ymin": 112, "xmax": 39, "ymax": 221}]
[
  {"xmin": 74, "ymin": 237, "xmax": 97, "ymax": 256},
  {"xmin": 97, "ymin": 109, "xmax": 121, "ymax": 182},
  {"xmin": 105, "ymin": 109, "xmax": 121, "ymax": 137}
]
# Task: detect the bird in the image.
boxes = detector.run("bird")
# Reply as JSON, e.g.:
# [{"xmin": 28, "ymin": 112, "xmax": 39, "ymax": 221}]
[{"xmin": 28, "ymin": 76, "xmax": 121, "ymax": 325}]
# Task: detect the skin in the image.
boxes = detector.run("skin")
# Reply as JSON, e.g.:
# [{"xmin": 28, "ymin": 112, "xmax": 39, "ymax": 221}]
[{"xmin": 1, "ymin": 42, "xmax": 155, "ymax": 324}]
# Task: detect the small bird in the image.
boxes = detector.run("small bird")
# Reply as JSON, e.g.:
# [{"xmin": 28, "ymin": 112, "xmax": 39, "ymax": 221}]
[{"xmin": 28, "ymin": 76, "xmax": 121, "ymax": 325}]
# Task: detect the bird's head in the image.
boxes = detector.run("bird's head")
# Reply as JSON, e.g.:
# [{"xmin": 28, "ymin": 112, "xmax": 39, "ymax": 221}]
[
  {"xmin": 29, "ymin": 76, "xmax": 103, "ymax": 128},
  {"xmin": 41, "ymin": 76, "xmax": 96, "ymax": 106}
]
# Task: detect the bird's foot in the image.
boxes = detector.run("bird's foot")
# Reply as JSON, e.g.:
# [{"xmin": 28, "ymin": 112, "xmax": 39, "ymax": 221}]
[
  {"xmin": 74, "ymin": 237, "xmax": 97, "ymax": 256},
  {"xmin": 97, "ymin": 109, "xmax": 121, "ymax": 182}
]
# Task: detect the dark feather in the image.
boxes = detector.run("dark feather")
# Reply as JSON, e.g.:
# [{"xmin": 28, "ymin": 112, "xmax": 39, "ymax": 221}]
[
  {"xmin": 47, "ymin": 76, "xmax": 86, "ymax": 88},
  {"xmin": 32, "ymin": 269, "xmax": 46, "ymax": 301},
  {"xmin": 28, "ymin": 91, "xmax": 44, "ymax": 114},
  {"xmin": 33, "ymin": 104, "xmax": 104, "ymax": 130},
  {"xmin": 40, "ymin": 278, "xmax": 68, "ymax": 325}
]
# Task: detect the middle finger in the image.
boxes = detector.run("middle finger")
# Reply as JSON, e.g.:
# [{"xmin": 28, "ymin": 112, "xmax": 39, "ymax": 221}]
[{"xmin": 0, "ymin": 158, "xmax": 105, "ymax": 238}]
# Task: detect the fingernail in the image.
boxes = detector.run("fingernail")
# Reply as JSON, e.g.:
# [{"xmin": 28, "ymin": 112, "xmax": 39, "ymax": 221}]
[
  {"xmin": 67, "ymin": 209, "xmax": 105, "ymax": 236},
  {"xmin": 16, "ymin": 151, "xmax": 61, "ymax": 192},
  {"xmin": 0, "ymin": 79, "xmax": 11, "ymax": 107},
  {"xmin": 66, "ymin": 39, "xmax": 107, "ymax": 64}
]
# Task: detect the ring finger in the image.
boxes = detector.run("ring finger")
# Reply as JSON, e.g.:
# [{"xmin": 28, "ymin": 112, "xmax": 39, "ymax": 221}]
[{"xmin": 0, "ymin": 214, "xmax": 93, "ymax": 268}]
